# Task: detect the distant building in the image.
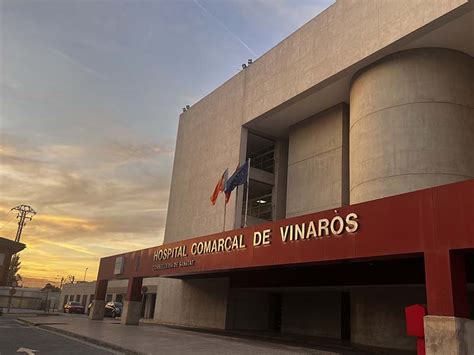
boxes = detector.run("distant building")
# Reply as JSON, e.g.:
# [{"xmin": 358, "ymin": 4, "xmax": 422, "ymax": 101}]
[
  {"xmin": 60, "ymin": 280, "xmax": 158, "ymax": 319},
  {"xmin": 0, "ymin": 237, "xmax": 25, "ymax": 286},
  {"xmin": 91, "ymin": 1, "xmax": 473, "ymax": 353}
]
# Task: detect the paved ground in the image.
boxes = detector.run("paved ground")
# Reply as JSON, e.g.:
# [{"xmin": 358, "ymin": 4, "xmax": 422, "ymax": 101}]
[
  {"xmin": 0, "ymin": 317, "xmax": 118, "ymax": 355},
  {"xmin": 17, "ymin": 314, "xmax": 339, "ymax": 355}
]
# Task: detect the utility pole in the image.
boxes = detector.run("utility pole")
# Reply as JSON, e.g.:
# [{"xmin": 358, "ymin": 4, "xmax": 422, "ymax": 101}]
[{"xmin": 11, "ymin": 205, "xmax": 36, "ymax": 243}]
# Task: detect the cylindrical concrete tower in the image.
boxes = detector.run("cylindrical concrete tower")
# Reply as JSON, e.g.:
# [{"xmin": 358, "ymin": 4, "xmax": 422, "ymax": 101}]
[{"xmin": 349, "ymin": 48, "xmax": 474, "ymax": 204}]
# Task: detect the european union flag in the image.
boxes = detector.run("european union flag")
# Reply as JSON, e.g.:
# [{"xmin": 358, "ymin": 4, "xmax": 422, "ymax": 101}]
[{"xmin": 224, "ymin": 161, "xmax": 249, "ymax": 202}]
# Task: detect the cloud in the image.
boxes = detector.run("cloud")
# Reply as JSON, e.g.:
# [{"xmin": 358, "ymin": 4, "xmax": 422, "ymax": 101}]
[
  {"xmin": 0, "ymin": 0, "xmax": 332, "ymax": 287},
  {"xmin": 0, "ymin": 133, "xmax": 170, "ymax": 284},
  {"xmin": 51, "ymin": 48, "xmax": 104, "ymax": 79},
  {"xmin": 193, "ymin": 0, "xmax": 257, "ymax": 56}
]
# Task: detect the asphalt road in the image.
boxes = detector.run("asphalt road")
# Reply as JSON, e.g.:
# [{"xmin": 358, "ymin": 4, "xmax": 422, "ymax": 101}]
[{"xmin": 0, "ymin": 317, "xmax": 119, "ymax": 355}]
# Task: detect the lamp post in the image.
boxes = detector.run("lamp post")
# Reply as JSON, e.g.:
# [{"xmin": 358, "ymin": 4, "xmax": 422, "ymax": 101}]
[
  {"xmin": 83, "ymin": 267, "xmax": 88, "ymax": 282},
  {"xmin": 55, "ymin": 275, "xmax": 65, "ymax": 289}
]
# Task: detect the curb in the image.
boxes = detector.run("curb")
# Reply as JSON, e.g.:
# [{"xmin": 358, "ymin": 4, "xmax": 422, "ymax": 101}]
[{"xmin": 16, "ymin": 318, "xmax": 144, "ymax": 355}]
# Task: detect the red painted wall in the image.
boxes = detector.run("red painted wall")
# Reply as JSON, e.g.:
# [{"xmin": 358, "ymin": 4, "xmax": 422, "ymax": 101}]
[
  {"xmin": 97, "ymin": 179, "xmax": 474, "ymax": 316},
  {"xmin": 98, "ymin": 180, "xmax": 473, "ymax": 280}
]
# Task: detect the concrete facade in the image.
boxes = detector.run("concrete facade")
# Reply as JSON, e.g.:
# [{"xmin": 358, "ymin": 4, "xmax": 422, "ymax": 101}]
[
  {"xmin": 424, "ymin": 316, "xmax": 474, "ymax": 355},
  {"xmin": 154, "ymin": 277, "xmax": 229, "ymax": 330},
  {"xmin": 281, "ymin": 291, "xmax": 342, "ymax": 339},
  {"xmin": 226, "ymin": 290, "xmax": 276, "ymax": 331},
  {"xmin": 287, "ymin": 104, "xmax": 349, "ymax": 217},
  {"xmin": 350, "ymin": 48, "xmax": 474, "ymax": 203},
  {"xmin": 351, "ymin": 287, "xmax": 426, "ymax": 350}
]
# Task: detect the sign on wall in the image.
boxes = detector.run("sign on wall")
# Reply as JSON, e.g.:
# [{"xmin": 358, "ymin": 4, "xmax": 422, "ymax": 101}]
[
  {"xmin": 151, "ymin": 212, "xmax": 359, "ymax": 272},
  {"xmin": 114, "ymin": 256, "xmax": 124, "ymax": 275}
]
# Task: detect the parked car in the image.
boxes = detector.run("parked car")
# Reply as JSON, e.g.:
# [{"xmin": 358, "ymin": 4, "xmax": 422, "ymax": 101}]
[
  {"xmin": 87, "ymin": 301, "xmax": 122, "ymax": 318},
  {"xmin": 64, "ymin": 301, "xmax": 85, "ymax": 314},
  {"xmin": 104, "ymin": 302, "xmax": 122, "ymax": 318}
]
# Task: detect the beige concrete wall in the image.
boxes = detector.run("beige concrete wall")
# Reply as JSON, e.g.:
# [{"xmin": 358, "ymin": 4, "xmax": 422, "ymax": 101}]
[
  {"xmin": 351, "ymin": 286, "xmax": 426, "ymax": 351},
  {"xmin": 350, "ymin": 48, "xmax": 474, "ymax": 204},
  {"xmin": 424, "ymin": 316, "xmax": 474, "ymax": 355},
  {"xmin": 286, "ymin": 104, "xmax": 348, "ymax": 217},
  {"xmin": 281, "ymin": 291, "xmax": 342, "ymax": 338},
  {"xmin": 154, "ymin": 277, "xmax": 229, "ymax": 330},
  {"xmin": 242, "ymin": 0, "xmax": 469, "ymax": 124},
  {"xmin": 164, "ymin": 75, "xmax": 246, "ymax": 243},
  {"xmin": 226, "ymin": 290, "xmax": 274, "ymax": 330}
]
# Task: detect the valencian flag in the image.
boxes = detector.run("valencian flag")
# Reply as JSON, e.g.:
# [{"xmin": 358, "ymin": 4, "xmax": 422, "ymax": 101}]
[
  {"xmin": 224, "ymin": 161, "xmax": 249, "ymax": 203},
  {"xmin": 210, "ymin": 169, "xmax": 228, "ymax": 205}
]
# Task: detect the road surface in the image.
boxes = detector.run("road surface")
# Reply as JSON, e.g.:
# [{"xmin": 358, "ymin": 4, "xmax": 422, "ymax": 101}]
[{"xmin": 0, "ymin": 317, "xmax": 118, "ymax": 355}]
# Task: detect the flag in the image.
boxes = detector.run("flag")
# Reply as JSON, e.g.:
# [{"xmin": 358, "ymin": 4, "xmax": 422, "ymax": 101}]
[
  {"xmin": 224, "ymin": 161, "xmax": 249, "ymax": 203},
  {"xmin": 210, "ymin": 169, "xmax": 228, "ymax": 205}
]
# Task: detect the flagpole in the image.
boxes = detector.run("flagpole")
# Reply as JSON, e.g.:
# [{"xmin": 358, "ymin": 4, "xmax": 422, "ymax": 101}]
[
  {"xmin": 223, "ymin": 195, "xmax": 227, "ymax": 232},
  {"xmin": 244, "ymin": 158, "xmax": 250, "ymax": 227}
]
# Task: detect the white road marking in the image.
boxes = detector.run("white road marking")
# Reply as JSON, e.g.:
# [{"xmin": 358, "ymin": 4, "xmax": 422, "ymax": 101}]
[{"xmin": 16, "ymin": 348, "xmax": 37, "ymax": 355}]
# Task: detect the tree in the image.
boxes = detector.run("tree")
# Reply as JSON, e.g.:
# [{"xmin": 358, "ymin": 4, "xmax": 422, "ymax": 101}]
[
  {"xmin": 41, "ymin": 283, "xmax": 60, "ymax": 292},
  {"xmin": 7, "ymin": 254, "xmax": 22, "ymax": 287}
]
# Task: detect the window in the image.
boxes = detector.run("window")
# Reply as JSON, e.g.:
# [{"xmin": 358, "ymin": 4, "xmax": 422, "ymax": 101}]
[
  {"xmin": 247, "ymin": 133, "xmax": 275, "ymax": 173},
  {"xmin": 245, "ymin": 180, "xmax": 273, "ymax": 221}
]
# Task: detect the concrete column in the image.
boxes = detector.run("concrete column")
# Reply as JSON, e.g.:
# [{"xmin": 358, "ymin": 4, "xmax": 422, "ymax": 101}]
[
  {"xmin": 424, "ymin": 316, "xmax": 474, "ymax": 355},
  {"xmin": 121, "ymin": 301, "xmax": 142, "ymax": 326},
  {"xmin": 121, "ymin": 277, "xmax": 143, "ymax": 325},
  {"xmin": 424, "ymin": 251, "xmax": 469, "ymax": 318},
  {"xmin": 89, "ymin": 279, "xmax": 108, "ymax": 320},
  {"xmin": 89, "ymin": 300, "xmax": 106, "ymax": 320},
  {"xmin": 349, "ymin": 48, "xmax": 474, "ymax": 204},
  {"xmin": 273, "ymin": 139, "xmax": 288, "ymax": 220},
  {"xmin": 424, "ymin": 251, "xmax": 471, "ymax": 354}
]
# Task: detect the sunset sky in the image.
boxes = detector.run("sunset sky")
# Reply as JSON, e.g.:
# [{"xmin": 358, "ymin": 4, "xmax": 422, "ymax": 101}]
[{"xmin": 0, "ymin": 0, "xmax": 333, "ymax": 287}]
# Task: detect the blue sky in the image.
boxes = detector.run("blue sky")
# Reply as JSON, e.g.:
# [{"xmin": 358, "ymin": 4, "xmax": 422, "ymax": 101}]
[{"xmin": 0, "ymin": 0, "xmax": 334, "ymax": 286}]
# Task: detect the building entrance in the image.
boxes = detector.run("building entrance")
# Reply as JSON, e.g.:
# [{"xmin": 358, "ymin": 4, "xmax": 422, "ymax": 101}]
[{"xmin": 224, "ymin": 256, "xmax": 429, "ymax": 350}]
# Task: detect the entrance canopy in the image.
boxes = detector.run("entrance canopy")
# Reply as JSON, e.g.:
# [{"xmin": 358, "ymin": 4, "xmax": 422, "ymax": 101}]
[
  {"xmin": 96, "ymin": 179, "xmax": 474, "ymax": 317},
  {"xmin": 98, "ymin": 179, "xmax": 473, "ymax": 280}
]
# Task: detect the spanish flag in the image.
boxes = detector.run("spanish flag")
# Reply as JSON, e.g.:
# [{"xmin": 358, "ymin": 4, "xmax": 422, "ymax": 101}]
[{"xmin": 210, "ymin": 169, "xmax": 228, "ymax": 205}]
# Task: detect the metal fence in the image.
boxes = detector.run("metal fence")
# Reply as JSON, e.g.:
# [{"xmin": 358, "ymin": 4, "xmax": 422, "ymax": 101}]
[{"xmin": 0, "ymin": 287, "xmax": 60, "ymax": 314}]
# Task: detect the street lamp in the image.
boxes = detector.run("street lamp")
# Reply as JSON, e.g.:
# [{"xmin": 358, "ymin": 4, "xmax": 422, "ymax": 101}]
[
  {"xmin": 55, "ymin": 275, "xmax": 65, "ymax": 289},
  {"xmin": 83, "ymin": 267, "xmax": 88, "ymax": 282}
]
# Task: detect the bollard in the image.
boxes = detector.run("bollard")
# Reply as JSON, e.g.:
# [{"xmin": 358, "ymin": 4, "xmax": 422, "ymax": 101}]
[{"xmin": 405, "ymin": 304, "xmax": 427, "ymax": 355}]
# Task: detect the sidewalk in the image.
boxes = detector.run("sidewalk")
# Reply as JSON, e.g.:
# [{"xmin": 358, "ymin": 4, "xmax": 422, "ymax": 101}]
[
  {"xmin": 1, "ymin": 307, "xmax": 59, "ymax": 316},
  {"xmin": 17, "ymin": 315, "xmax": 338, "ymax": 355}
]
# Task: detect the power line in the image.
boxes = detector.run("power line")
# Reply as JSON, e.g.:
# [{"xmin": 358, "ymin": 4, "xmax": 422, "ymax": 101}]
[{"xmin": 11, "ymin": 204, "xmax": 37, "ymax": 243}]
